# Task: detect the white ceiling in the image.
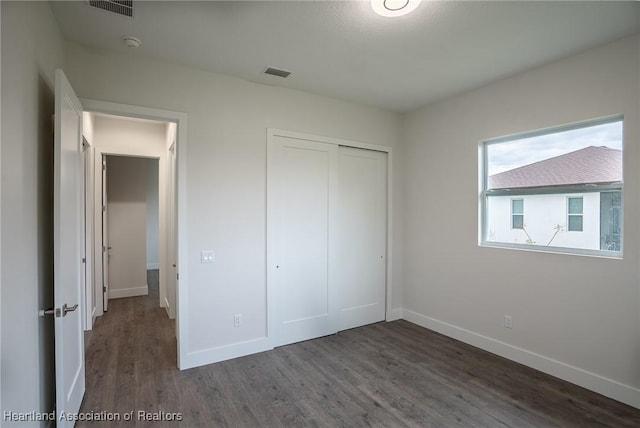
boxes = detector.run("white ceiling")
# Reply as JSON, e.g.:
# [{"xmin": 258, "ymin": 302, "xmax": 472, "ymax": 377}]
[{"xmin": 50, "ymin": 1, "xmax": 640, "ymax": 113}]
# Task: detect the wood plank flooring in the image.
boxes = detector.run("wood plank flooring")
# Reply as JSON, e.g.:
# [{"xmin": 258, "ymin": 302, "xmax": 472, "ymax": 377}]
[{"xmin": 79, "ymin": 272, "xmax": 640, "ymax": 427}]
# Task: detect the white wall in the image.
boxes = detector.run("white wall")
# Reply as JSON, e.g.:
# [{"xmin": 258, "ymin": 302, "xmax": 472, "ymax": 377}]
[
  {"xmin": 0, "ymin": 1, "xmax": 65, "ymax": 424},
  {"xmin": 487, "ymin": 193, "xmax": 601, "ymax": 250},
  {"xmin": 106, "ymin": 156, "xmax": 149, "ymax": 298},
  {"xmin": 65, "ymin": 42, "xmax": 404, "ymax": 367},
  {"xmin": 92, "ymin": 114, "xmax": 168, "ymax": 315},
  {"xmin": 403, "ymin": 35, "xmax": 639, "ymax": 407},
  {"xmin": 146, "ymin": 158, "xmax": 159, "ymax": 270}
]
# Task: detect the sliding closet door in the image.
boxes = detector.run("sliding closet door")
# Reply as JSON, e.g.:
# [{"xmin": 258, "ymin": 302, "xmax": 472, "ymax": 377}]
[
  {"xmin": 268, "ymin": 135, "xmax": 339, "ymax": 347},
  {"xmin": 336, "ymin": 147, "xmax": 387, "ymax": 330}
]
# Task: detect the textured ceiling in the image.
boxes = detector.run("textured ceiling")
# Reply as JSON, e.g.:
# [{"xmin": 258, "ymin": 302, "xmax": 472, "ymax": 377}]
[{"xmin": 50, "ymin": 1, "xmax": 640, "ymax": 112}]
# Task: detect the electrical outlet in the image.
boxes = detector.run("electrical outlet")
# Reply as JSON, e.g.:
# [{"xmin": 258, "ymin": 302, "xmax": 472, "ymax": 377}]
[
  {"xmin": 504, "ymin": 315, "xmax": 513, "ymax": 329},
  {"xmin": 234, "ymin": 313, "xmax": 243, "ymax": 327}
]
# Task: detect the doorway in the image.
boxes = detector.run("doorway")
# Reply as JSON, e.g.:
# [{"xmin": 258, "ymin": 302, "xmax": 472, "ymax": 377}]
[
  {"xmin": 84, "ymin": 108, "xmax": 179, "ymax": 342},
  {"xmin": 86, "ymin": 113, "xmax": 177, "ymax": 324},
  {"xmin": 80, "ymin": 99, "xmax": 187, "ymax": 368}
]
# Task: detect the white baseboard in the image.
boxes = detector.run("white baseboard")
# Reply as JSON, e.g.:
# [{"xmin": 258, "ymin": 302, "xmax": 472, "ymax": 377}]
[
  {"xmin": 163, "ymin": 297, "xmax": 172, "ymax": 318},
  {"xmin": 401, "ymin": 309, "xmax": 640, "ymax": 409},
  {"xmin": 386, "ymin": 307, "xmax": 403, "ymax": 322},
  {"xmin": 109, "ymin": 285, "xmax": 148, "ymax": 299},
  {"xmin": 147, "ymin": 263, "xmax": 159, "ymax": 270},
  {"xmin": 180, "ymin": 337, "xmax": 272, "ymax": 370},
  {"xmin": 85, "ymin": 305, "xmax": 97, "ymax": 331}
]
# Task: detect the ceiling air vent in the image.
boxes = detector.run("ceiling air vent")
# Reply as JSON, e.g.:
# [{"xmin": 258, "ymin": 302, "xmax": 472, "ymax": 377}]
[
  {"xmin": 88, "ymin": 1, "xmax": 134, "ymax": 18},
  {"xmin": 264, "ymin": 67, "xmax": 292, "ymax": 79}
]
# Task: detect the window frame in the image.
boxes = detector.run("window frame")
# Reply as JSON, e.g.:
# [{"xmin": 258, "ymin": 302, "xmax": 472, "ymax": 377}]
[
  {"xmin": 567, "ymin": 196, "xmax": 584, "ymax": 232},
  {"xmin": 511, "ymin": 198, "xmax": 524, "ymax": 230},
  {"xmin": 479, "ymin": 115, "xmax": 623, "ymax": 258}
]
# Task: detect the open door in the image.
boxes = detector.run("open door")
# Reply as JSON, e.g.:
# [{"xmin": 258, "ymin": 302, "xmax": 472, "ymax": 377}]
[
  {"xmin": 102, "ymin": 156, "xmax": 110, "ymax": 311},
  {"xmin": 53, "ymin": 69, "xmax": 85, "ymax": 425},
  {"xmin": 167, "ymin": 142, "xmax": 177, "ymax": 319}
]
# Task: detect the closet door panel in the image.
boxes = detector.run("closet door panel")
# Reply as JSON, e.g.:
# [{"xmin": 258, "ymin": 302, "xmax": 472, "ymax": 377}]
[
  {"xmin": 269, "ymin": 136, "xmax": 338, "ymax": 346},
  {"xmin": 337, "ymin": 147, "xmax": 387, "ymax": 331}
]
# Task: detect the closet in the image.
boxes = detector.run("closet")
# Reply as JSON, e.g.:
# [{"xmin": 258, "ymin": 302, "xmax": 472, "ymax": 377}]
[{"xmin": 267, "ymin": 131, "xmax": 388, "ymax": 347}]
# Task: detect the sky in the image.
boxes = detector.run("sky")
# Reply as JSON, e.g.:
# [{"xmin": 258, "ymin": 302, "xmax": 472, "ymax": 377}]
[{"xmin": 487, "ymin": 120, "xmax": 623, "ymax": 176}]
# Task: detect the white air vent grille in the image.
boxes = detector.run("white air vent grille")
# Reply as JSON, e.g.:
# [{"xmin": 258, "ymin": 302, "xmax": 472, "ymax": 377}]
[
  {"xmin": 89, "ymin": 1, "xmax": 134, "ymax": 18},
  {"xmin": 264, "ymin": 67, "xmax": 292, "ymax": 78}
]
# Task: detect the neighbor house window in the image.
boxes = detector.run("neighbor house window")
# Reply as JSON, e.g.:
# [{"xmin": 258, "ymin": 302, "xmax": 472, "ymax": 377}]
[
  {"xmin": 511, "ymin": 199, "xmax": 524, "ymax": 229},
  {"xmin": 567, "ymin": 197, "xmax": 583, "ymax": 232},
  {"xmin": 481, "ymin": 116, "xmax": 623, "ymax": 256}
]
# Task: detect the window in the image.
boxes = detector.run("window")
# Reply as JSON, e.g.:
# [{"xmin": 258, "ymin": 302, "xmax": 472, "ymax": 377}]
[
  {"xmin": 481, "ymin": 116, "xmax": 623, "ymax": 256},
  {"xmin": 511, "ymin": 199, "xmax": 524, "ymax": 229},
  {"xmin": 567, "ymin": 197, "xmax": 583, "ymax": 232}
]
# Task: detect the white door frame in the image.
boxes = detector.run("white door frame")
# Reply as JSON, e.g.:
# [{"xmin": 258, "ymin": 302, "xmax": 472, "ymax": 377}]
[
  {"xmin": 101, "ymin": 155, "xmax": 109, "ymax": 313},
  {"xmin": 81, "ymin": 99, "xmax": 188, "ymax": 368},
  {"xmin": 266, "ymin": 128, "xmax": 394, "ymax": 346}
]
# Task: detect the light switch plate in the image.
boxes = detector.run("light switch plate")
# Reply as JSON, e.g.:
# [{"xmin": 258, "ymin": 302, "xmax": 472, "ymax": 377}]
[{"xmin": 201, "ymin": 251, "xmax": 215, "ymax": 263}]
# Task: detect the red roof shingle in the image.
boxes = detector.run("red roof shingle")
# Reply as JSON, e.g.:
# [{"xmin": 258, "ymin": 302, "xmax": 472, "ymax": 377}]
[{"xmin": 488, "ymin": 146, "xmax": 622, "ymax": 189}]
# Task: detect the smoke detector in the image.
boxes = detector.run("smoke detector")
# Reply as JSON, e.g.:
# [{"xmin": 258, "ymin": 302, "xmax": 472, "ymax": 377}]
[{"xmin": 122, "ymin": 36, "xmax": 142, "ymax": 48}]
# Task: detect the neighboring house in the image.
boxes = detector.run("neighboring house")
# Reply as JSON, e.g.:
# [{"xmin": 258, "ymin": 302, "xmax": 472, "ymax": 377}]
[{"xmin": 487, "ymin": 146, "xmax": 622, "ymax": 251}]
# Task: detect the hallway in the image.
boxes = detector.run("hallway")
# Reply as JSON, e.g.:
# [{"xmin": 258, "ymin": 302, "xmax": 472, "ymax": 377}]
[{"xmin": 80, "ymin": 270, "xmax": 179, "ymax": 426}]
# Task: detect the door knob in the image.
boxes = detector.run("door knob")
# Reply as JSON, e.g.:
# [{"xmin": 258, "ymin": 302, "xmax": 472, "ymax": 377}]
[
  {"xmin": 62, "ymin": 303, "xmax": 78, "ymax": 317},
  {"xmin": 40, "ymin": 303, "xmax": 77, "ymax": 317}
]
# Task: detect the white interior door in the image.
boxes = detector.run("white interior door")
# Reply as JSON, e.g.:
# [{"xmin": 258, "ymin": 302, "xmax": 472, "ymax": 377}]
[
  {"xmin": 336, "ymin": 147, "xmax": 387, "ymax": 330},
  {"xmin": 167, "ymin": 142, "xmax": 177, "ymax": 319},
  {"xmin": 82, "ymin": 138, "xmax": 93, "ymax": 331},
  {"xmin": 268, "ymin": 135, "xmax": 339, "ymax": 347},
  {"xmin": 53, "ymin": 69, "xmax": 85, "ymax": 426},
  {"xmin": 101, "ymin": 155, "xmax": 109, "ymax": 311}
]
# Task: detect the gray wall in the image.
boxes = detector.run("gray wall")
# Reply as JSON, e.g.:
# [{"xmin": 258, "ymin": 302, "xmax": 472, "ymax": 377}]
[
  {"xmin": 106, "ymin": 156, "xmax": 149, "ymax": 298},
  {"xmin": 65, "ymin": 40, "xmax": 404, "ymax": 368},
  {"xmin": 0, "ymin": 1, "xmax": 65, "ymax": 424},
  {"xmin": 403, "ymin": 35, "xmax": 639, "ymax": 404}
]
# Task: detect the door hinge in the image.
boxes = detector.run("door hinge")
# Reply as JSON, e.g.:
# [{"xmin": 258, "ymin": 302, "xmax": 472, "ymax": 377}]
[
  {"xmin": 103, "ymin": 286, "xmax": 106, "ymax": 292},
  {"xmin": 82, "ymin": 257, "xmax": 86, "ymax": 264},
  {"xmin": 177, "ymin": 273, "xmax": 179, "ymax": 280},
  {"xmin": 102, "ymin": 245, "xmax": 106, "ymax": 253},
  {"xmin": 102, "ymin": 205, "xmax": 106, "ymax": 212},
  {"xmin": 102, "ymin": 164, "xmax": 106, "ymax": 171}
]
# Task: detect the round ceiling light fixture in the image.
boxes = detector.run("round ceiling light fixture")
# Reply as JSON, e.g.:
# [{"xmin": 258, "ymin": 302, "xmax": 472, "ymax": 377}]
[
  {"xmin": 122, "ymin": 35, "xmax": 142, "ymax": 48},
  {"xmin": 371, "ymin": 0, "xmax": 422, "ymax": 17}
]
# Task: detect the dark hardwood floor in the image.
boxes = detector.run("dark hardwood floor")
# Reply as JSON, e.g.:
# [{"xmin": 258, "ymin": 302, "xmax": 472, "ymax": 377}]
[{"xmin": 80, "ymin": 272, "xmax": 640, "ymax": 427}]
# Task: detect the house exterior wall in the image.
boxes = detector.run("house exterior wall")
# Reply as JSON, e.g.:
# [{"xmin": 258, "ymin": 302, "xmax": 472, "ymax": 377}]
[{"xmin": 487, "ymin": 193, "xmax": 600, "ymax": 250}]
